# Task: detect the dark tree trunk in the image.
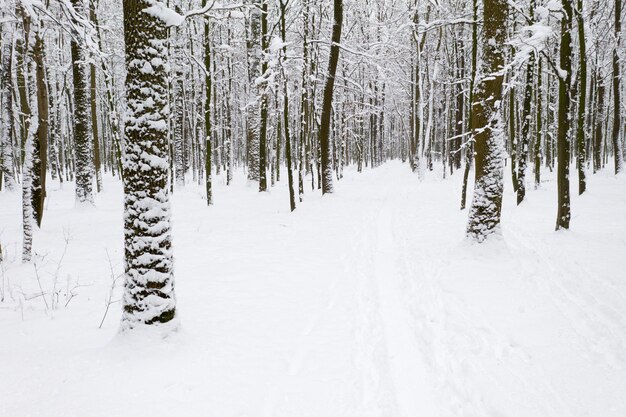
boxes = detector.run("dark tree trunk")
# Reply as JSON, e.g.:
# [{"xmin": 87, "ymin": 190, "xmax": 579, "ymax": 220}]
[
  {"xmin": 319, "ymin": 0, "xmax": 343, "ymax": 195},
  {"xmin": 466, "ymin": 0, "xmax": 508, "ymax": 241},
  {"xmin": 612, "ymin": 0, "xmax": 623, "ymax": 173},
  {"xmin": 71, "ymin": 0, "xmax": 94, "ymax": 204},
  {"xmin": 121, "ymin": 0, "xmax": 176, "ymax": 329},
  {"xmin": 556, "ymin": 0, "xmax": 573, "ymax": 230}
]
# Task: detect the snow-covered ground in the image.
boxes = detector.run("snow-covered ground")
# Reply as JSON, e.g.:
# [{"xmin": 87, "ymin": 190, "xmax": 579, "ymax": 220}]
[{"xmin": 1, "ymin": 161, "xmax": 625, "ymax": 417}]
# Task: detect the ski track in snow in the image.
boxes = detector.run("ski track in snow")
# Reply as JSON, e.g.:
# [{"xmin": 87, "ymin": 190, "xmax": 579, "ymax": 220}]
[{"xmin": 1, "ymin": 162, "xmax": 626, "ymax": 417}]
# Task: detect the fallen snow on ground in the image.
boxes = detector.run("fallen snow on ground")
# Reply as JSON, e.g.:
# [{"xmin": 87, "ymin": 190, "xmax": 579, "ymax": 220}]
[{"xmin": 1, "ymin": 161, "xmax": 625, "ymax": 417}]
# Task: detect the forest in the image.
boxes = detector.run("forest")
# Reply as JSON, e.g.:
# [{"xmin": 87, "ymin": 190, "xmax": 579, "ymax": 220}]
[{"xmin": 1, "ymin": 0, "xmax": 625, "ymax": 416}]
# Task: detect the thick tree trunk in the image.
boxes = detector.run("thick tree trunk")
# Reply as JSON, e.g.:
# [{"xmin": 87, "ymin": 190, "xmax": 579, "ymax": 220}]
[
  {"xmin": 466, "ymin": 0, "xmax": 507, "ymax": 241},
  {"xmin": 121, "ymin": 0, "xmax": 176, "ymax": 329}
]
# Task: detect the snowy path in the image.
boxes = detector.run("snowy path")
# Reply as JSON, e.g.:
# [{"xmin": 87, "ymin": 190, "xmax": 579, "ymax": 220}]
[{"xmin": 1, "ymin": 162, "xmax": 626, "ymax": 417}]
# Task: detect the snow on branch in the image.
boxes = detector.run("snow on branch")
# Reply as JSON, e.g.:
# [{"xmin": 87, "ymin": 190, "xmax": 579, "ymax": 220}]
[
  {"xmin": 144, "ymin": 0, "xmax": 244, "ymax": 27},
  {"xmin": 510, "ymin": 22, "xmax": 554, "ymax": 67}
]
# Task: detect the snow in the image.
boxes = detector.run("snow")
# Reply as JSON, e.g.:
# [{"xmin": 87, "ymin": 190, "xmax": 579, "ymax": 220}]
[
  {"xmin": 144, "ymin": 2, "xmax": 185, "ymax": 27},
  {"xmin": 1, "ymin": 162, "xmax": 626, "ymax": 416}
]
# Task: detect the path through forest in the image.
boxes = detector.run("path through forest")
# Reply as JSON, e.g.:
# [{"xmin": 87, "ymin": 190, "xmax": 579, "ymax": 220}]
[{"xmin": 1, "ymin": 162, "xmax": 625, "ymax": 417}]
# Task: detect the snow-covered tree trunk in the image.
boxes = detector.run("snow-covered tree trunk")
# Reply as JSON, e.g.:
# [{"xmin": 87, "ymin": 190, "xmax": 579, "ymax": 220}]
[
  {"xmin": 71, "ymin": 0, "xmax": 94, "ymax": 204},
  {"xmin": 298, "ymin": 0, "xmax": 310, "ymax": 201},
  {"xmin": 22, "ymin": 133, "xmax": 35, "ymax": 262},
  {"xmin": 466, "ymin": 0, "xmax": 508, "ymax": 241},
  {"xmin": 0, "ymin": 9, "xmax": 16, "ymax": 191},
  {"xmin": 203, "ymin": 4, "xmax": 212, "ymax": 205},
  {"xmin": 318, "ymin": 0, "xmax": 343, "ymax": 195},
  {"xmin": 120, "ymin": 0, "xmax": 176, "ymax": 330},
  {"xmin": 172, "ymin": 10, "xmax": 185, "ymax": 187},
  {"xmin": 258, "ymin": 0, "xmax": 269, "ymax": 192},
  {"xmin": 20, "ymin": 3, "xmax": 38, "ymax": 261},
  {"xmin": 245, "ymin": 0, "xmax": 261, "ymax": 182}
]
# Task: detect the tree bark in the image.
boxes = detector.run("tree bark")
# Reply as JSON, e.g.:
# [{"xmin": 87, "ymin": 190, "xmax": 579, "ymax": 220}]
[
  {"xmin": 319, "ymin": 0, "xmax": 343, "ymax": 195},
  {"xmin": 71, "ymin": 0, "xmax": 94, "ymax": 204},
  {"xmin": 556, "ymin": 0, "xmax": 573, "ymax": 230},
  {"xmin": 466, "ymin": 0, "xmax": 508, "ymax": 241},
  {"xmin": 612, "ymin": 0, "xmax": 623, "ymax": 174},
  {"xmin": 121, "ymin": 0, "xmax": 176, "ymax": 329},
  {"xmin": 575, "ymin": 0, "xmax": 587, "ymax": 193}
]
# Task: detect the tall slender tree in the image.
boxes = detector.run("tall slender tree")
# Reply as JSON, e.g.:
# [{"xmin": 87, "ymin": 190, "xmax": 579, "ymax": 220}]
[
  {"xmin": 612, "ymin": 0, "xmax": 623, "ymax": 174},
  {"xmin": 516, "ymin": 0, "xmax": 536, "ymax": 205},
  {"xmin": 71, "ymin": 0, "xmax": 94, "ymax": 204},
  {"xmin": 0, "ymin": 4, "xmax": 16, "ymax": 191},
  {"xmin": 319, "ymin": 0, "xmax": 343, "ymax": 195},
  {"xmin": 258, "ymin": 0, "xmax": 269, "ymax": 191},
  {"xmin": 279, "ymin": 0, "xmax": 295, "ymax": 211},
  {"xmin": 203, "ymin": 1, "xmax": 213, "ymax": 205},
  {"xmin": 556, "ymin": 0, "xmax": 573, "ymax": 230},
  {"xmin": 575, "ymin": 0, "xmax": 587, "ymax": 193}
]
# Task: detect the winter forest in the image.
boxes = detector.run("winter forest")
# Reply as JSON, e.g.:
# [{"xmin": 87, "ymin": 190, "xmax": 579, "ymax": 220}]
[{"xmin": 1, "ymin": 0, "xmax": 626, "ymax": 415}]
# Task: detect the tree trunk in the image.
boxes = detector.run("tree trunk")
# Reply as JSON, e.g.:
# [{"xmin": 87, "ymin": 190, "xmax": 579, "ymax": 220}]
[
  {"xmin": 203, "ymin": 7, "xmax": 213, "ymax": 205},
  {"xmin": 71, "ymin": 0, "xmax": 94, "ymax": 204},
  {"xmin": 556, "ymin": 0, "xmax": 573, "ymax": 230},
  {"xmin": 516, "ymin": 0, "xmax": 536, "ymax": 205},
  {"xmin": 280, "ymin": 0, "xmax": 296, "ymax": 211},
  {"xmin": 466, "ymin": 0, "xmax": 507, "ymax": 241},
  {"xmin": 460, "ymin": 0, "xmax": 478, "ymax": 210},
  {"xmin": 121, "ymin": 0, "xmax": 176, "ymax": 329},
  {"xmin": 32, "ymin": 29, "xmax": 48, "ymax": 227},
  {"xmin": 258, "ymin": 0, "xmax": 269, "ymax": 192},
  {"xmin": 534, "ymin": 57, "xmax": 542, "ymax": 188},
  {"xmin": 612, "ymin": 0, "xmax": 623, "ymax": 174},
  {"xmin": 593, "ymin": 80, "xmax": 605, "ymax": 173},
  {"xmin": 90, "ymin": 1, "xmax": 102, "ymax": 193},
  {"xmin": 575, "ymin": 0, "xmax": 587, "ymax": 193},
  {"xmin": 318, "ymin": 0, "xmax": 343, "ymax": 195},
  {"xmin": 245, "ymin": 0, "xmax": 261, "ymax": 182},
  {"xmin": 0, "ymin": 10, "xmax": 16, "ymax": 190}
]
